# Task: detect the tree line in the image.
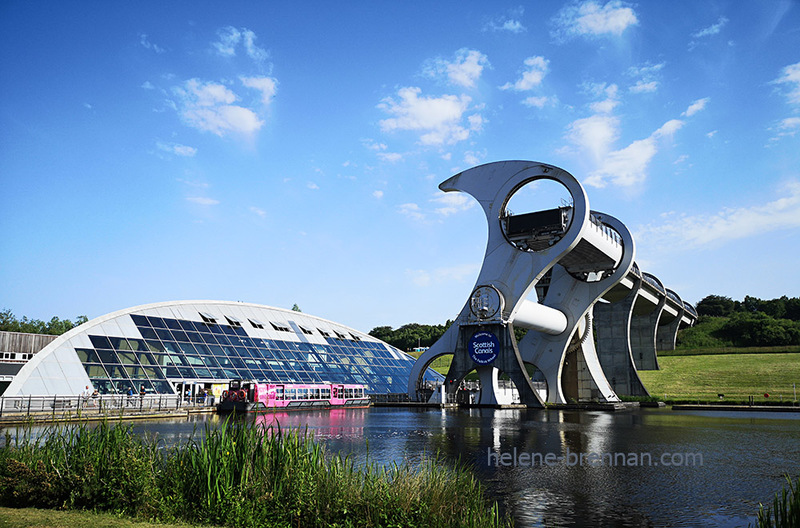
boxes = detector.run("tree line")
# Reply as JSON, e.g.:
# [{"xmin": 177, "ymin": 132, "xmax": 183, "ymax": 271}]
[
  {"xmin": 0, "ymin": 308, "xmax": 88, "ymax": 336},
  {"xmin": 681, "ymin": 295, "xmax": 800, "ymax": 348}
]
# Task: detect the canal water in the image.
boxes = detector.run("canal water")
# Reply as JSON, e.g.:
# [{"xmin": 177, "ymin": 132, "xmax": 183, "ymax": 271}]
[{"xmin": 8, "ymin": 406, "xmax": 800, "ymax": 527}]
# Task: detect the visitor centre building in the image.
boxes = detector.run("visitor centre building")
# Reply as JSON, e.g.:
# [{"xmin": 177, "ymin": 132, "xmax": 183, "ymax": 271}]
[{"xmin": 3, "ymin": 300, "xmax": 443, "ymax": 398}]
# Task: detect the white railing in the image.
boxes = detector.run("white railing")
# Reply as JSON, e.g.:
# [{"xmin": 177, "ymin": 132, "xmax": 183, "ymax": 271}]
[{"xmin": 0, "ymin": 394, "xmax": 216, "ymax": 418}]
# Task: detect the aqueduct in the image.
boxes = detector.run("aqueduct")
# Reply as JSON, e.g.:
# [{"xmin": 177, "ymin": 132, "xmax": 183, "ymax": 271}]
[{"xmin": 407, "ymin": 161, "xmax": 695, "ymax": 406}]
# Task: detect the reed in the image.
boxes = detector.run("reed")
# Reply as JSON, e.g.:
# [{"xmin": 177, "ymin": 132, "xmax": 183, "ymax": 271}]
[
  {"xmin": 755, "ymin": 475, "xmax": 800, "ymax": 528},
  {"xmin": 0, "ymin": 418, "xmax": 509, "ymax": 528}
]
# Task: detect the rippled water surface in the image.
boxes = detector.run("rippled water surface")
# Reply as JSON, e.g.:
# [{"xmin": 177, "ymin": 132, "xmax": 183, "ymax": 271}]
[{"xmin": 7, "ymin": 406, "xmax": 800, "ymax": 527}]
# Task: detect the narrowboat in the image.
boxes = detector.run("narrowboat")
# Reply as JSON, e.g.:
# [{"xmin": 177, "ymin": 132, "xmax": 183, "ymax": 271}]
[{"xmin": 217, "ymin": 379, "xmax": 370, "ymax": 412}]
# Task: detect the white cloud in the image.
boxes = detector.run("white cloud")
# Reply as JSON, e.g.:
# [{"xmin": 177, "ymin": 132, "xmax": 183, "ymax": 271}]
[
  {"xmin": 636, "ymin": 180, "xmax": 800, "ymax": 249},
  {"xmin": 173, "ymin": 79, "xmax": 264, "ymax": 136},
  {"xmin": 584, "ymin": 119, "xmax": 683, "ymax": 188},
  {"xmin": 139, "ymin": 34, "xmax": 165, "ymax": 53},
  {"xmin": 250, "ymin": 206, "xmax": 267, "ymax": 217},
  {"xmin": 372, "ymin": 190, "xmax": 384, "ymax": 199},
  {"xmin": 378, "ymin": 87, "xmax": 480, "ymax": 145},
  {"xmin": 405, "ymin": 264, "xmax": 480, "ymax": 287},
  {"xmin": 377, "ymin": 152, "xmax": 403, "ymax": 163},
  {"xmin": 212, "ymin": 26, "xmax": 268, "ymax": 63},
  {"xmin": 588, "ymin": 84, "xmax": 619, "ymax": 113},
  {"xmin": 463, "ymin": 150, "xmax": 485, "ymax": 166},
  {"xmin": 566, "ymin": 114, "xmax": 620, "ymax": 164},
  {"xmin": 770, "ymin": 117, "xmax": 800, "ymax": 141},
  {"xmin": 683, "ymin": 97, "xmax": 710, "ymax": 116},
  {"xmin": 692, "ymin": 16, "xmax": 728, "ymax": 38},
  {"xmin": 241, "ymin": 29, "xmax": 269, "ymax": 62},
  {"xmin": 187, "ymin": 196, "xmax": 219, "ymax": 205},
  {"xmin": 157, "ymin": 141, "xmax": 197, "ymax": 157},
  {"xmin": 500, "ymin": 56, "xmax": 549, "ymax": 91},
  {"xmin": 773, "ymin": 61, "xmax": 800, "ymax": 106},
  {"xmin": 431, "ymin": 193, "xmax": 475, "ymax": 216},
  {"xmin": 629, "ymin": 80, "xmax": 658, "ymax": 94},
  {"xmin": 424, "ymin": 49, "xmax": 490, "ymax": 88},
  {"xmin": 307, "ymin": 182, "xmax": 319, "ymax": 190},
  {"xmin": 485, "ymin": 8, "xmax": 527, "ymax": 33},
  {"xmin": 552, "ymin": 0, "xmax": 638, "ymax": 39},
  {"xmin": 706, "ymin": 130, "xmax": 718, "ymax": 139},
  {"xmin": 141, "ymin": 81, "xmax": 155, "ymax": 90},
  {"xmin": 213, "ymin": 27, "xmax": 240, "ymax": 56},
  {"xmin": 398, "ymin": 203, "xmax": 425, "ymax": 221},
  {"xmin": 522, "ymin": 96, "xmax": 555, "ymax": 108},
  {"xmin": 240, "ymin": 76, "xmax": 277, "ymax": 105}
]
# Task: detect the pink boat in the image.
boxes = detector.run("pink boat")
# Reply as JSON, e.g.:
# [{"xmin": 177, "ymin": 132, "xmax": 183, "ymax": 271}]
[{"xmin": 217, "ymin": 379, "xmax": 370, "ymax": 412}]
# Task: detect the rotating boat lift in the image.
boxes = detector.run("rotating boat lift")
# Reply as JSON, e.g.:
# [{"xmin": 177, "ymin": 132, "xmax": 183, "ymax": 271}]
[{"xmin": 407, "ymin": 160, "xmax": 652, "ymax": 407}]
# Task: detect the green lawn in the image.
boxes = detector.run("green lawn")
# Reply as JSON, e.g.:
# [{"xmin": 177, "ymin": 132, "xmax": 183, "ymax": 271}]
[
  {"xmin": 0, "ymin": 507, "xmax": 222, "ymax": 528},
  {"xmin": 638, "ymin": 353, "xmax": 800, "ymax": 403}
]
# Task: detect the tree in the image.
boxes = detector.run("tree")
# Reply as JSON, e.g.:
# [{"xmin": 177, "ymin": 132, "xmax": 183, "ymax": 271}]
[
  {"xmin": 695, "ymin": 295, "xmax": 735, "ymax": 317},
  {"xmin": 291, "ymin": 304, "xmax": 302, "ymax": 312}
]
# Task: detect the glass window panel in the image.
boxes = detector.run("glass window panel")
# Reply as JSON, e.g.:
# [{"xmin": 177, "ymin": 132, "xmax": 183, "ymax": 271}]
[
  {"xmin": 84, "ymin": 364, "xmax": 108, "ymax": 377},
  {"xmin": 213, "ymin": 334, "xmax": 231, "ymax": 345},
  {"xmin": 150, "ymin": 380, "xmax": 173, "ymax": 394},
  {"xmin": 216, "ymin": 356, "xmax": 234, "ymax": 368},
  {"xmin": 178, "ymin": 320, "xmax": 195, "ymax": 331},
  {"xmin": 177, "ymin": 342, "xmax": 196, "ymax": 354},
  {"xmin": 76, "ymin": 349, "xmax": 92, "ymax": 362},
  {"xmin": 161, "ymin": 342, "xmax": 178, "ymax": 354},
  {"xmin": 184, "ymin": 355, "xmax": 204, "ymax": 366},
  {"xmin": 156, "ymin": 328, "xmax": 174, "ymax": 341},
  {"xmin": 171, "ymin": 330, "xmax": 189, "ymax": 342},
  {"xmin": 234, "ymin": 347, "xmax": 251, "ymax": 357},
  {"xmin": 141, "ymin": 366, "xmax": 164, "ymax": 379},
  {"xmin": 117, "ymin": 352, "xmax": 138, "ymax": 365},
  {"xmin": 229, "ymin": 357, "xmax": 246, "ymax": 369},
  {"xmin": 194, "ymin": 367, "xmax": 212, "ymax": 378},
  {"xmin": 221, "ymin": 368, "xmax": 238, "ymax": 379},
  {"xmin": 139, "ymin": 327, "xmax": 159, "ymax": 340},
  {"xmin": 208, "ymin": 344, "xmax": 225, "ymax": 356},
  {"xmin": 131, "ymin": 314, "xmax": 149, "ymax": 326},
  {"xmin": 148, "ymin": 316, "xmax": 167, "ymax": 328},
  {"xmin": 164, "ymin": 366, "xmax": 181, "ymax": 378},
  {"xmin": 166, "ymin": 354, "xmax": 188, "ymax": 366},
  {"xmin": 207, "ymin": 368, "xmax": 225, "ymax": 379},
  {"xmin": 177, "ymin": 366, "xmax": 196, "ymax": 378},
  {"xmin": 201, "ymin": 356, "xmax": 221, "ymax": 368},
  {"xmin": 97, "ymin": 350, "xmax": 119, "ymax": 364},
  {"xmin": 136, "ymin": 352, "xmax": 156, "ymax": 365},
  {"xmin": 110, "ymin": 337, "xmax": 131, "ymax": 350},
  {"xmin": 193, "ymin": 343, "xmax": 211, "ymax": 355},
  {"xmin": 185, "ymin": 331, "xmax": 202, "ymax": 343},
  {"xmin": 202, "ymin": 333, "xmax": 220, "ymax": 344},
  {"xmin": 165, "ymin": 319, "xmax": 182, "ymax": 330},
  {"xmin": 89, "ymin": 335, "xmax": 113, "ymax": 349},
  {"xmin": 106, "ymin": 365, "xmax": 129, "ymax": 378},
  {"xmin": 127, "ymin": 366, "xmax": 148, "ymax": 379}
]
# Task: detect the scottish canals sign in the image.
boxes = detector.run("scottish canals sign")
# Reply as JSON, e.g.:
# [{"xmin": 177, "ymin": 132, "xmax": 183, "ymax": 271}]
[{"xmin": 468, "ymin": 331, "xmax": 500, "ymax": 365}]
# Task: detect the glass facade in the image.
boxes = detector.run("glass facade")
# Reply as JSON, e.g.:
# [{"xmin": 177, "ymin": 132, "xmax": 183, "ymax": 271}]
[{"xmin": 77, "ymin": 313, "xmax": 442, "ymax": 394}]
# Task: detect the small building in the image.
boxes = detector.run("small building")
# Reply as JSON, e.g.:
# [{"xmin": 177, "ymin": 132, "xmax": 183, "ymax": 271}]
[{"xmin": 2, "ymin": 300, "xmax": 443, "ymax": 398}]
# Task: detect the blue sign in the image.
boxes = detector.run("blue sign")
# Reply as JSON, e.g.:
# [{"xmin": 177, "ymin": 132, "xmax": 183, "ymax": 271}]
[{"xmin": 468, "ymin": 331, "xmax": 500, "ymax": 365}]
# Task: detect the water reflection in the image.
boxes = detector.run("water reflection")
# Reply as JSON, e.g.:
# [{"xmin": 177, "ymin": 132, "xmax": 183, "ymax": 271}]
[{"xmin": 2, "ymin": 407, "xmax": 798, "ymax": 528}]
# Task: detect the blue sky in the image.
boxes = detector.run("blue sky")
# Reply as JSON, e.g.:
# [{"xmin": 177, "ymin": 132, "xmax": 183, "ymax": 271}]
[{"xmin": 1, "ymin": 1, "xmax": 799, "ymax": 332}]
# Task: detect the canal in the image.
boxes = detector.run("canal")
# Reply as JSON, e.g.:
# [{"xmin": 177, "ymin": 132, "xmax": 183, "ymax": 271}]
[{"xmin": 7, "ymin": 406, "xmax": 800, "ymax": 527}]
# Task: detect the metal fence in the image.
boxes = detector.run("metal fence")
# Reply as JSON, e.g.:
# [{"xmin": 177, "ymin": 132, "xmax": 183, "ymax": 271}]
[{"xmin": 0, "ymin": 394, "xmax": 216, "ymax": 418}]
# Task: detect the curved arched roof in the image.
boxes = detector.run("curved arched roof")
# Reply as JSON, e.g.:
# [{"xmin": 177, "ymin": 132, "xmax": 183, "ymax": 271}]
[{"xmin": 5, "ymin": 300, "xmax": 442, "ymax": 396}]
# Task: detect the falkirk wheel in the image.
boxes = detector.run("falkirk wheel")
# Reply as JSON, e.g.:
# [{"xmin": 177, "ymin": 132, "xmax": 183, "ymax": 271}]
[{"xmin": 407, "ymin": 160, "xmax": 693, "ymax": 407}]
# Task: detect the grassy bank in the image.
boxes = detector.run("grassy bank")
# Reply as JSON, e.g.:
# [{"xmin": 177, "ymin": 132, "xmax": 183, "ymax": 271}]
[
  {"xmin": 660, "ymin": 345, "xmax": 800, "ymax": 357},
  {"xmin": 0, "ymin": 506, "xmax": 221, "ymax": 528},
  {"xmin": 638, "ymin": 353, "xmax": 800, "ymax": 403},
  {"xmin": 0, "ymin": 420, "xmax": 508, "ymax": 528}
]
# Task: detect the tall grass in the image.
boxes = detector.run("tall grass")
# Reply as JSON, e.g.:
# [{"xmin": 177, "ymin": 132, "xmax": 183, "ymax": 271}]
[
  {"xmin": 754, "ymin": 475, "xmax": 800, "ymax": 528},
  {"xmin": 0, "ymin": 419, "xmax": 509, "ymax": 528}
]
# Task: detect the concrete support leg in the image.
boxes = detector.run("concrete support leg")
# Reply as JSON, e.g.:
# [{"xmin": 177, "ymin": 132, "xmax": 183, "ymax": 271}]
[{"xmin": 594, "ymin": 284, "xmax": 649, "ymax": 397}]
